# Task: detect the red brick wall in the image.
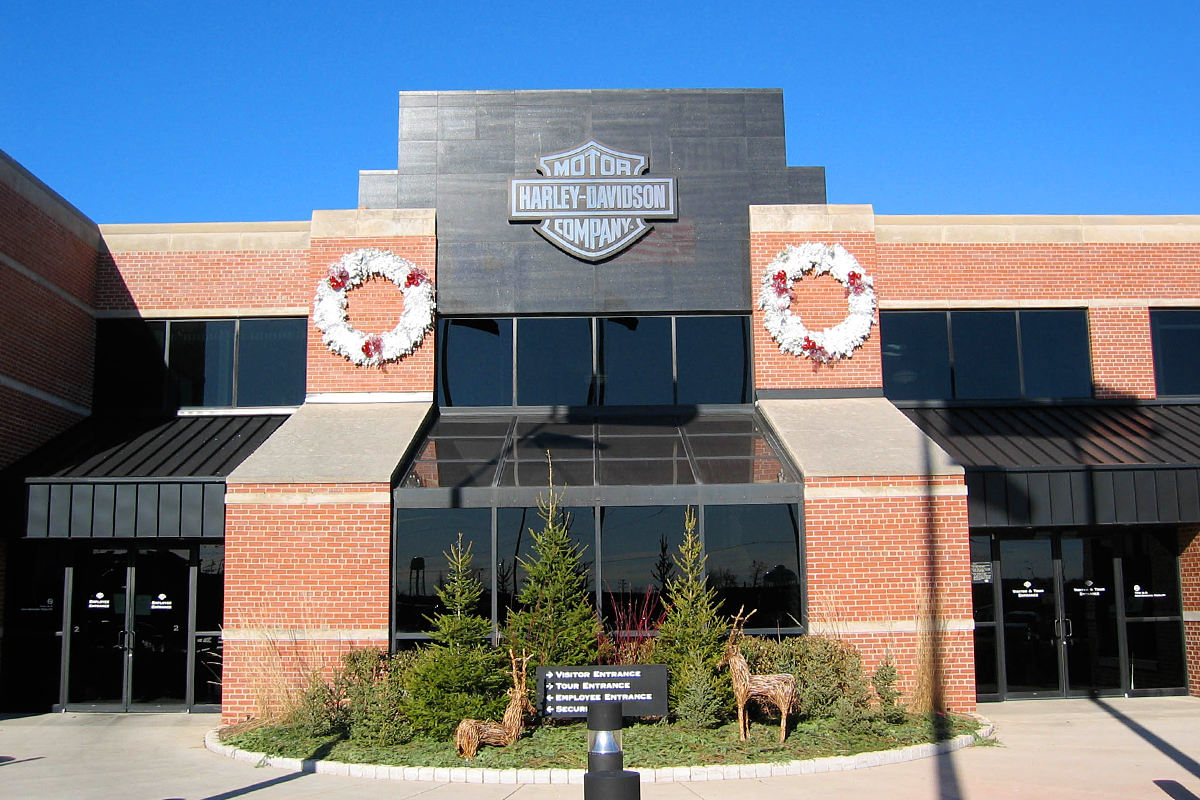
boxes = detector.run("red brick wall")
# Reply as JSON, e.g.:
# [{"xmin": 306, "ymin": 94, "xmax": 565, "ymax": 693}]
[
  {"xmin": 95, "ymin": 249, "xmax": 309, "ymax": 311},
  {"xmin": 873, "ymin": 242, "xmax": 1200, "ymax": 401},
  {"xmin": 803, "ymin": 475, "xmax": 974, "ymax": 711},
  {"xmin": 222, "ymin": 482, "xmax": 392, "ymax": 722},
  {"xmin": 305, "ymin": 236, "xmax": 436, "ymax": 395},
  {"xmin": 0, "ymin": 174, "xmax": 98, "ymax": 469},
  {"xmin": 751, "ymin": 232, "xmax": 882, "ymax": 391},
  {"xmin": 1182, "ymin": 525, "xmax": 1200, "ymax": 698}
]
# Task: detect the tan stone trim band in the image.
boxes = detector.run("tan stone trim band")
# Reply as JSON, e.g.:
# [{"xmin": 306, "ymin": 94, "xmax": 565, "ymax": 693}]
[
  {"xmin": 99, "ymin": 221, "xmax": 311, "ymax": 252},
  {"xmin": 880, "ymin": 298, "xmax": 1200, "ymax": 310},
  {"xmin": 1184, "ymin": 611, "xmax": 1200, "ymax": 623},
  {"xmin": 0, "ymin": 251, "xmax": 95, "ymax": 315},
  {"xmin": 305, "ymin": 391, "xmax": 434, "ymax": 404},
  {"xmin": 876, "ymin": 214, "xmax": 1200, "ymax": 244},
  {"xmin": 310, "ymin": 208, "xmax": 436, "ymax": 238},
  {"xmin": 804, "ymin": 484, "xmax": 968, "ymax": 500},
  {"xmin": 0, "ymin": 373, "xmax": 91, "ymax": 416},
  {"xmin": 750, "ymin": 204, "xmax": 875, "ymax": 233},
  {"xmin": 221, "ymin": 628, "xmax": 389, "ymax": 642},
  {"xmin": 95, "ymin": 306, "xmax": 310, "ymax": 319},
  {"xmin": 224, "ymin": 491, "xmax": 392, "ymax": 505},
  {"xmin": 808, "ymin": 619, "xmax": 975, "ymax": 635}
]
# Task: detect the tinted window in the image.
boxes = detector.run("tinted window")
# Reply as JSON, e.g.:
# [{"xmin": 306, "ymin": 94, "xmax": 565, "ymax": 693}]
[
  {"xmin": 94, "ymin": 319, "xmax": 168, "ymax": 413},
  {"xmin": 600, "ymin": 506, "xmax": 685, "ymax": 621},
  {"xmin": 438, "ymin": 318, "xmax": 513, "ymax": 406},
  {"xmin": 517, "ymin": 318, "xmax": 593, "ymax": 406},
  {"xmin": 703, "ymin": 504, "xmax": 801, "ymax": 629},
  {"xmin": 951, "ymin": 312, "xmax": 1019, "ymax": 399},
  {"xmin": 497, "ymin": 505, "xmax": 595, "ymax": 621},
  {"xmin": 236, "ymin": 318, "xmax": 307, "ymax": 406},
  {"xmin": 394, "ymin": 508, "xmax": 492, "ymax": 633},
  {"xmin": 1151, "ymin": 309, "xmax": 1200, "ymax": 396},
  {"xmin": 881, "ymin": 312, "xmax": 952, "ymax": 400},
  {"xmin": 600, "ymin": 317, "xmax": 673, "ymax": 406},
  {"xmin": 169, "ymin": 321, "xmax": 235, "ymax": 407},
  {"xmin": 677, "ymin": 316, "xmax": 750, "ymax": 404},
  {"xmin": 1020, "ymin": 310, "xmax": 1092, "ymax": 399}
]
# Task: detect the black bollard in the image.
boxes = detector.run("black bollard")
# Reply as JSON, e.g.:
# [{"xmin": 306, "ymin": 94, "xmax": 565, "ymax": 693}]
[{"xmin": 584, "ymin": 702, "xmax": 640, "ymax": 800}]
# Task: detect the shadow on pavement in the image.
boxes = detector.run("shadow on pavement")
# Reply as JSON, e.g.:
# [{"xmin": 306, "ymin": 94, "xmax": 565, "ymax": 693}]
[
  {"xmin": 0, "ymin": 755, "xmax": 45, "ymax": 766},
  {"xmin": 1154, "ymin": 780, "xmax": 1200, "ymax": 800},
  {"xmin": 1091, "ymin": 698, "xmax": 1200, "ymax": 780},
  {"xmin": 190, "ymin": 770, "xmax": 310, "ymax": 800}
]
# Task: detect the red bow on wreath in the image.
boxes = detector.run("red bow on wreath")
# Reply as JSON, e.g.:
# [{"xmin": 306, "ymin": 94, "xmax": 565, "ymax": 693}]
[
  {"xmin": 361, "ymin": 335, "xmax": 384, "ymax": 360},
  {"xmin": 404, "ymin": 269, "xmax": 427, "ymax": 288}
]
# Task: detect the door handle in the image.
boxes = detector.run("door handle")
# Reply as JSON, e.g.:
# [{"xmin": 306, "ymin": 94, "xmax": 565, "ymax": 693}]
[
  {"xmin": 1063, "ymin": 618, "xmax": 1073, "ymax": 639},
  {"xmin": 1053, "ymin": 618, "xmax": 1061, "ymax": 639}
]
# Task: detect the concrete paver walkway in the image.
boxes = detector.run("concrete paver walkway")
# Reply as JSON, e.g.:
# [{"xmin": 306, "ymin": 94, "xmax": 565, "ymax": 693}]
[{"xmin": 1, "ymin": 696, "xmax": 1198, "ymax": 799}]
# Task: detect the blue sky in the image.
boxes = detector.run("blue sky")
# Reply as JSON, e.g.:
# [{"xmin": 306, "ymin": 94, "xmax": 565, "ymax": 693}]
[{"xmin": 2, "ymin": 1, "xmax": 1197, "ymax": 223}]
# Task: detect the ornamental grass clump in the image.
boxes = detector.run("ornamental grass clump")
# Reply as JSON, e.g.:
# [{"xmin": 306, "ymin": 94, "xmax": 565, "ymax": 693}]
[{"xmin": 401, "ymin": 534, "xmax": 507, "ymax": 739}]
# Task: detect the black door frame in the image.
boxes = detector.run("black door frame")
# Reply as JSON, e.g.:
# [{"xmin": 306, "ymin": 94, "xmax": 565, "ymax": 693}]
[
  {"xmin": 56, "ymin": 542, "xmax": 220, "ymax": 712},
  {"xmin": 976, "ymin": 527, "xmax": 1188, "ymax": 701}
]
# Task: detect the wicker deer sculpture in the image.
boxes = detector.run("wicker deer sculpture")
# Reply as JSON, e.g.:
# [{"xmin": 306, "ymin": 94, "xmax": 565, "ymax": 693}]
[
  {"xmin": 721, "ymin": 608, "xmax": 796, "ymax": 743},
  {"xmin": 454, "ymin": 650, "xmax": 535, "ymax": 759}
]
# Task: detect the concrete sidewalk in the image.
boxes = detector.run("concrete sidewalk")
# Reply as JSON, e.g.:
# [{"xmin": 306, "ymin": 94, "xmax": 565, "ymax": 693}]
[{"xmin": 0, "ymin": 696, "xmax": 1198, "ymax": 799}]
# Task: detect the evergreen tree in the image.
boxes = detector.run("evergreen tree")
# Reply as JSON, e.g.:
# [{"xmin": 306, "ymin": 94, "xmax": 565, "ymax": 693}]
[
  {"xmin": 654, "ymin": 507, "xmax": 729, "ymax": 717},
  {"xmin": 503, "ymin": 482, "xmax": 602, "ymax": 671},
  {"xmin": 428, "ymin": 533, "xmax": 492, "ymax": 648},
  {"xmin": 402, "ymin": 533, "xmax": 507, "ymax": 738}
]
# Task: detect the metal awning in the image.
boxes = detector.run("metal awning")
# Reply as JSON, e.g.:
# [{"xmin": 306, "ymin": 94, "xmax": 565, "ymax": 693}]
[
  {"xmin": 903, "ymin": 404, "xmax": 1200, "ymax": 527},
  {"xmin": 23, "ymin": 414, "xmax": 286, "ymax": 539}
]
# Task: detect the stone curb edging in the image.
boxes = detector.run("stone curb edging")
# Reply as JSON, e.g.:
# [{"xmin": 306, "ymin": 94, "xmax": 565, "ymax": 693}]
[{"xmin": 205, "ymin": 718, "xmax": 994, "ymax": 785}]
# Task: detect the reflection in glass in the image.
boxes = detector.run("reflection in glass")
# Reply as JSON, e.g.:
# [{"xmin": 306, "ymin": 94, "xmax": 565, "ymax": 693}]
[
  {"xmin": 880, "ymin": 312, "xmax": 951, "ymax": 401},
  {"xmin": 598, "ymin": 459, "xmax": 694, "ymax": 486},
  {"xmin": 600, "ymin": 507, "xmax": 685, "ymax": 623},
  {"xmin": 974, "ymin": 626, "xmax": 998, "ymax": 695},
  {"xmin": 169, "ymin": 321, "xmax": 235, "ymax": 406},
  {"xmin": 676, "ymin": 316, "xmax": 750, "ymax": 404},
  {"xmin": 1151, "ymin": 309, "xmax": 1200, "ymax": 396},
  {"xmin": 1127, "ymin": 621, "xmax": 1185, "ymax": 690},
  {"xmin": 970, "ymin": 535, "xmax": 995, "ymax": 623},
  {"xmin": 196, "ymin": 545, "xmax": 224, "ymax": 632},
  {"xmin": 438, "ymin": 319, "xmax": 513, "ymax": 406},
  {"xmin": 94, "ymin": 319, "xmax": 168, "ymax": 413},
  {"xmin": 1019, "ymin": 310, "xmax": 1091, "ymax": 399},
  {"xmin": 703, "ymin": 505, "xmax": 801, "ymax": 629},
  {"xmin": 236, "ymin": 318, "xmax": 307, "ymax": 406},
  {"xmin": 998, "ymin": 537, "xmax": 1059, "ymax": 693},
  {"xmin": 951, "ymin": 312, "xmax": 1020, "ymax": 399},
  {"xmin": 394, "ymin": 509, "xmax": 491, "ymax": 632},
  {"xmin": 517, "ymin": 318, "xmax": 593, "ymax": 406},
  {"xmin": 497, "ymin": 506, "xmax": 595, "ymax": 623},
  {"xmin": 600, "ymin": 317, "xmax": 672, "ymax": 405},
  {"xmin": 1123, "ymin": 529, "xmax": 1182, "ymax": 618}
]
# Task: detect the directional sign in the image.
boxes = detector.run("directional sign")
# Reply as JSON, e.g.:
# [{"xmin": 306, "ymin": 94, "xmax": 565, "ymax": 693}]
[{"xmin": 536, "ymin": 664, "xmax": 668, "ymax": 718}]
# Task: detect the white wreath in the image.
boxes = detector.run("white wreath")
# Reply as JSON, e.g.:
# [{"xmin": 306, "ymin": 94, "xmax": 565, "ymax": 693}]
[
  {"xmin": 757, "ymin": 242, "xmax": 876, "ymax": 362},
  {"xmin": 312, "ymin": 248, "xmax": 435, "ymax": 366}
]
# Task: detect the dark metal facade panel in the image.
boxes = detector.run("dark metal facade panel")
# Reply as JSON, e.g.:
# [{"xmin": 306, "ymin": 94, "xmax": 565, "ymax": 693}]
[
  {"xmin": 966, "ymin": 466, "xmax": 1200, "ymax": 528},
  {"xmin": 903, "ymin": 405, "xmax": 1200, "ymax": 469},
  {"xmin": 370, "ymin": 89, "xmax": 826, "ymax": 316},
  {"xmin": 202, "ymin": 483, "xmax": 225, "ymax": 537},
  {"xmin": 24, "ymin": 479, "xmax": 227, "ymax": 539}
]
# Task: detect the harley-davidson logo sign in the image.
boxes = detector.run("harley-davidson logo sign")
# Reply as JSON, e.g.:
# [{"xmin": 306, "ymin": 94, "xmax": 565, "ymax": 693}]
[{"xmin": 509, "ymin": 140, "xmax": 677, "ymax": 262}]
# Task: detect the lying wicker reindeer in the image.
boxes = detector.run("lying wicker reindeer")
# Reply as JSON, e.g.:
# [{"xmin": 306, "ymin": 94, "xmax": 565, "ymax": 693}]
[
  {"xmin": 454, "ymin": 650, "xmax": 534, "ymax": 759},
  {"xmin": 720, "ymin": 607, "xmax": 796, "ymax": 743}
]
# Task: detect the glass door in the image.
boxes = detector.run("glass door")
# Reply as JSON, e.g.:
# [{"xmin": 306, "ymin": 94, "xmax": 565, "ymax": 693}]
[
  {"xmin": 1060, "ymin": 534, "xmax": 1122, "ymax": 696},
  {"xmin": 997, "ymin": 532, "xmax": 1124, "ymax": 698},
  {"xmin": 66, "ymin": 548, "xmax": 130, "ymax": 708},
  {"xmin": 63, "ymin": 548, "xmax": 193, "ymax": 710},
  {"xmin": 999, "ymin": 536, "xmax": 1061, "ymax": 695}
]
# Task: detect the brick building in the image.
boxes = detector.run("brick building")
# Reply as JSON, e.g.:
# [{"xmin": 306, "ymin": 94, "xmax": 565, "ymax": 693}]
[{"xmin": 1, "ymin": 89, "xmax": 1197, "ymax": 719}]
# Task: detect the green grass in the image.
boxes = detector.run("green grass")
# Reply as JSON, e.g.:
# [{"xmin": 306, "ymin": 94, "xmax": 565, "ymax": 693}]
[{"xmin": 225, "ymin": 712, "xmax": 979, "ymax": 770}]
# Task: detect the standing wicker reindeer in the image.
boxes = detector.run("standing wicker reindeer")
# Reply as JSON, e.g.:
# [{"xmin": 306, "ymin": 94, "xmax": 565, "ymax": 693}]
[
  {"xmin": 454, "ymin": 650, "xmax": 535, "ymax": 759},
  {"xmin": 720, "ymin": 608, "xmax": 796, "ymax": 743}
]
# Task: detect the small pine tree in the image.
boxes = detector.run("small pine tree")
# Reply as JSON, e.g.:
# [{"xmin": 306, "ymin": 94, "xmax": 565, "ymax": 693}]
[
  {"xmin": 402, "ymin": 534, "xmax": 507, "ymax": 738},
  {"xmin": 503, "ymin": 482, "xmax": 602, "ymax": 671},
  {"xmin": 654, "ymin": 507, "xmax": 728, "ymax": 717},
  {"xmin": 428, "ymin": 533, "xmax": 492, "ymax": 648}
]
